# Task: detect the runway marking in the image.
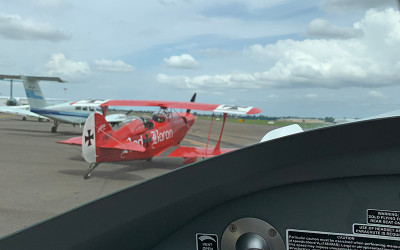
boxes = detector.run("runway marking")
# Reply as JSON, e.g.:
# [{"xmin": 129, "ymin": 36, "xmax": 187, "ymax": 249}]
[{"xmin": 183, "ymin": 138, "xmax": 214, "ymax": 147}]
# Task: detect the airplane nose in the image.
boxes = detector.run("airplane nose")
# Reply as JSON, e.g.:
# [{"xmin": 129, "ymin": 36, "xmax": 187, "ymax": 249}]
[{"xmin": 186, "ymin": 114, "xmax": 195, "ymax": 127}]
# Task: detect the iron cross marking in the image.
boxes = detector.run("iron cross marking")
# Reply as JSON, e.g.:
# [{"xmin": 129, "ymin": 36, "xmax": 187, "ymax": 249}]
[
  {"xmin": 85, "ymin": 129, "xmax": 94, "ymax": 146},
  {"xmin": 143, "ymin": 134, "xmax": 152, "ymax": 147},
  {"xmin": 221, "ymin": 105, "xmax": 246, "ymax": 110}
]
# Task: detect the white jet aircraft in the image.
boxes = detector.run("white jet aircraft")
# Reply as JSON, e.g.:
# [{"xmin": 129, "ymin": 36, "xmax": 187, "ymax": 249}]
[{"xmin": 0, "ymin": 75, "xmax": 126, "ymax": 132}]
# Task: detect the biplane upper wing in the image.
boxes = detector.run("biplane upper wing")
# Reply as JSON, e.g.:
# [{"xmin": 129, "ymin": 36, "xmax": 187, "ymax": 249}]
[{"xmin": 100, "ymin": 100, "xmax": 261, "ymax": 115}]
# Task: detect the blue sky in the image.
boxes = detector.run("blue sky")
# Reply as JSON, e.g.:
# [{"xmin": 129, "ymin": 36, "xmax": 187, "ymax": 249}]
[{"xmin": 0, "ymin": 0, "xmax": 399, "ymax": 118}]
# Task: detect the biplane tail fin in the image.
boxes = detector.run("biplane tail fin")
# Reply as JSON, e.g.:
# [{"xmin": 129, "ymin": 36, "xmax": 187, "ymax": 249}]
[
  {"xmin": 82, "ymin": 113, "xmax": 145, "ymax": 163},
  {"xmin": 82, "ymin": 113, "xmax": 114, "ymax": 163}
]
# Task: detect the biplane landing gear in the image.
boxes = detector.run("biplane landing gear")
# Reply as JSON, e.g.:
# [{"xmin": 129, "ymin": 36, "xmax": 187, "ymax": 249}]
[
  {"xmin": 146, "ymin": 157, "xmax": 153, "ymax": 162},
  {"xmin": 84, "ymin": 162, "xmax": 100, "ymax": 179}
]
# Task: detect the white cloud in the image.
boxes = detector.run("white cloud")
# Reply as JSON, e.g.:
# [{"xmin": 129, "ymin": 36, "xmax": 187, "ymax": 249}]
[
  {"xmin": 0, "ymin": 13, "xmax": 71, "ymax": 42},
  {"xmin": 164, "ymin": 54, "xmax": 199, "ymax": 69},
  {"xmin": 368, "ymin": 90, "xmax": 385, "ymax": 98},
  {"xmin": 156, "ymin": 73, "xmax": 260, "ymax": 90},
  {"xmin": 93, "ymin": 59, "xmax": 134, "ymax": 73},
  {"xmin": 157, "ymin": 8, "xmax": 400, "ymax": 91},
  {"xmin": 46, "ymin": 53, "xmax": 90, "ymax": 79},
  {"xmin": 307, "ymin": 19, "xmax": 363, "ymax": 39}
]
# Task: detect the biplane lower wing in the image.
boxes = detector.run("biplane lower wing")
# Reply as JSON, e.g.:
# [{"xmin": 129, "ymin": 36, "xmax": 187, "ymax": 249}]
[{"xmin": 168, "ymin": 146, "xmax": 235, "ymax": 158}]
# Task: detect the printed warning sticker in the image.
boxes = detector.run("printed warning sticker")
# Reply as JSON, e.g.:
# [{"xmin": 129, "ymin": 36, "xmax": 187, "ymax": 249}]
[
  {"xmin": 286, "ymin": 229, "xmax": 400, "ymax": 249},
  {"xmin": 196, "ymin": 233, "xmax": 219, "ymax": 250},
  {"xmin": 368, "ymin": 209, "xmax": 400, "ymax": 227},
  {"xmin": 353, "ymin": 223, "xmax": 400, "ymax": 238}
]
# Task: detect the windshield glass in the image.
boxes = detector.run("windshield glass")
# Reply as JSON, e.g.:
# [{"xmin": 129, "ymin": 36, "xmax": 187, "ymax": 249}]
[
  {"xmin": 0, "ymin": 0, "xmax": 399, "ymax": 240},
  {"xmin": 119, "ymin": 115, "xmax": 141, "ymax": 127}
]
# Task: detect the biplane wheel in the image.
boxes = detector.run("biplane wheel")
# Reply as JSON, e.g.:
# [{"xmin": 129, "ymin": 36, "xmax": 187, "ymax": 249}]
[
  {"xmin": 84, "ymin": 172, "xmax": 91, "ymax": 179},
  {"xmin": 146, "ymin": 157, "xmax": 153, "ymax": 162}
]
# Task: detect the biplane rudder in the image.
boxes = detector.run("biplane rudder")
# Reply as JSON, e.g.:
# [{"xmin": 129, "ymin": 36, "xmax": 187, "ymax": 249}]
[{"xmin": 82, "ymin": 112, "xmax": 114, "ymax": 163}]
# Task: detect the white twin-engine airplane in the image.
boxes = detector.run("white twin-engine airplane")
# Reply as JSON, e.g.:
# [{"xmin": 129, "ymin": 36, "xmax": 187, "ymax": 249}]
[{"xmin": 0, "ymin": 75, "xmax": 126, "ymax": 132}]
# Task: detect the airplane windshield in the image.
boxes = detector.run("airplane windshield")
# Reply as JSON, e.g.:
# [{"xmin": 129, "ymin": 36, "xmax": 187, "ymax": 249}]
[
  {"xmin": 119, "ymin": 115, "xmax": 141, "ymax": 127},
  {"xmin": 152, "ymin": 110, "xmax": 168, "ymax": 123},
  {"xmin": 117, "ymin": 115, "xmax": 154, "ymax": 129}
]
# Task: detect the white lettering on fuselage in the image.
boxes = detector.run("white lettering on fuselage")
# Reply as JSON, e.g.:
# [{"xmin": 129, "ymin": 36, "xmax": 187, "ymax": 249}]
[
  {"xmin": 132, "ymin": 135, "xmax": 143, "ymax": 145},
  {"xmin": 126, "ymin": 129, "xmax": 174, "ymax": 149},
  {"xmin": 120, "ymin": 150, "xmax": 128, "ymax": 158},
  {"xmin": 151, "ymin": 129, "xmax": 173, "ymax": 149}
]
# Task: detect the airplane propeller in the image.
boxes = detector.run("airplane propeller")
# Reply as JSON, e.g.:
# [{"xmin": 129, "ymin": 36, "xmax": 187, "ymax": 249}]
[{"xmin": 186, "ymin": 92, "xmax": 197, "ymax": 114}]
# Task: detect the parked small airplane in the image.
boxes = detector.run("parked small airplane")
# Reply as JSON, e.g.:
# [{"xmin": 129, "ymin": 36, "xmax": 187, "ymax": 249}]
[
  {"xmin": 58, "ymin": 96, "xmax": 261, "ymax": 179},
  {"xmin": 0, "ymin": 75, "xmax": 126, "ymax": 132}
]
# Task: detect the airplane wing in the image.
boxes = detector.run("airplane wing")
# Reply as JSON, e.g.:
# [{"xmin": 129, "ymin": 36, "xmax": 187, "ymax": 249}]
[
  {"xmin": 100, "ymin": 100, "xmax": 261, "ymax": 115},
  {"xmin": 0, "ymin": 105, "xmax": 48, "ymax": 119},
  {"xmin": 0, "ymin": 75, "xmax": 66, "ymax": 82},
  {"xmin": 168, "ymin": 146, "xmax": 235, "ymax": 158},
  {"xmin": 57, "ymin": 136, "xmax": 82, "ymax": 146},
  {"xmin": 168, "ymin": 146, "xmax": 236, "ymax": 164}
]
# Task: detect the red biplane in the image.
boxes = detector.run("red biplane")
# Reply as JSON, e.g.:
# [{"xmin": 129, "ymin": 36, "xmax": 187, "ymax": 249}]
[{"xmin": 58, "ymin": 94, "xmax": 261, "ymax": 179}]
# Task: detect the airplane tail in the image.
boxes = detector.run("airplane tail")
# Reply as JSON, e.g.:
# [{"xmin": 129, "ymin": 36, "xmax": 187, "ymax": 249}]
[
  {"xmin": 82, "ymin": 113, "xmax": 114, "ymax": 163},
  {"xmin": 21, "ymin": 76, "xmax": 48, "ymax": 108},
  {"xmin": 82, "ymin": 113, "xmax": 145, "ymax": 163}
]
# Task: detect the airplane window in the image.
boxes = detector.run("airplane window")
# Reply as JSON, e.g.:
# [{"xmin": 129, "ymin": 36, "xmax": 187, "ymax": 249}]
[
  {"xmin": 82, "ymin": 107, "xmax": 88, "ymax": 111},
  {"xmin": 75, "ymin": 106, "xmax": 81, "ymax": 110},
  {"xmin": 89, "ymin": 107, "xmax": 94, "ymax": 111}
]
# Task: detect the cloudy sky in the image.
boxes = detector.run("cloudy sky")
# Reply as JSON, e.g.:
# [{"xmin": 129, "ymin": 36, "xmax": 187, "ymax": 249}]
[{"xmin": 0, "ymin": 0, "xmax": 399, "ymax": 118}]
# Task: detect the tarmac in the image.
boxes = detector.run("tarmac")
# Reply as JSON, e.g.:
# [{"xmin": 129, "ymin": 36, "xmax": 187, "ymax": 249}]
[{"xmin": 0, "ymin": 113, "xmax": 273, "ymax": 237}]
